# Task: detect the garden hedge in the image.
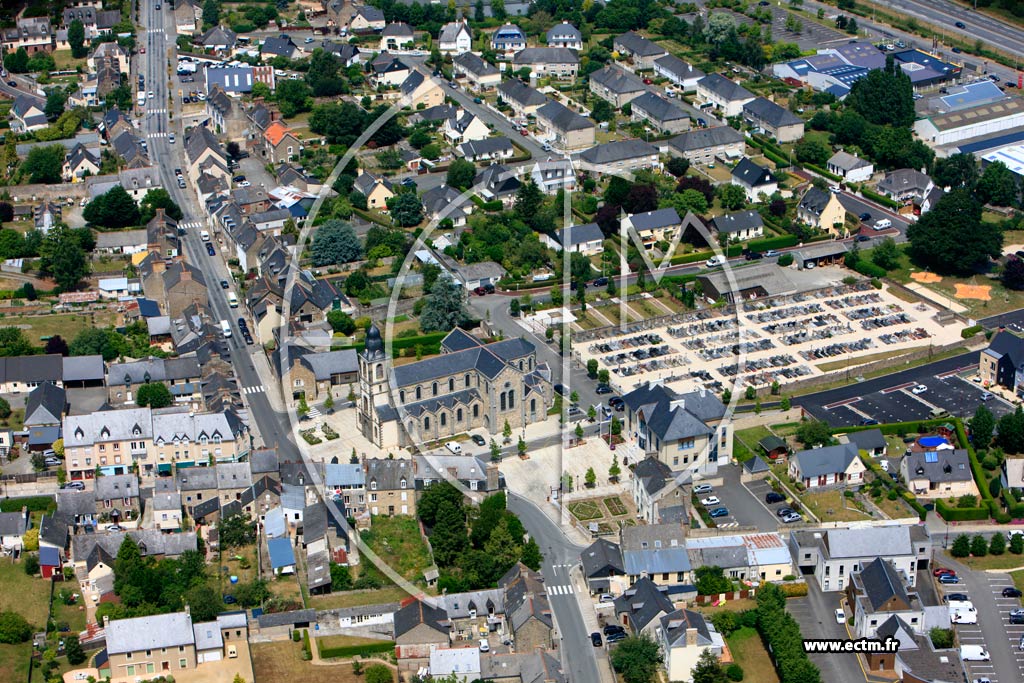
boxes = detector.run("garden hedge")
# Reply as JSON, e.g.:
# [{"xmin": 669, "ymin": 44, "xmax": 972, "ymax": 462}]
[
  {"xmin": 318, "ymin": 640, "xmax": 395, "ymax": 659},
  {"xmin": 747, "ymin": 234, "xmax": 799, "ymax": 252},
  {"xmin": 334, "ymin": 331, "xmax": 448, "ymax": 355},
  {"xmin": 1003, "ymin": 489, "xmax": 1024, "ymax": 518},
  {"xmin": 801, "ymin": 163, "xmax": 842, "ymax": 182},
  {"xmin": 859, "ymin": 188, "xmax": 900, "ymax": 209},
  {"xmin": 935, "ymin": 498, "xmax": 990, "ymax": 522}
]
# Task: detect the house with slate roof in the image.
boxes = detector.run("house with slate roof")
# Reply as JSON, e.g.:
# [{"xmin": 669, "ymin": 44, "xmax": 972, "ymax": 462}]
[
  {"xmin": 104, "ymin": 610, "xmax": 248, "ymax": 676},
  {"xmin": 613, "ymin": 32, "xmax": 667, "ymax": 69},
  {"xmin": 614, "ymin": 576, "xmax": 674, "ymax": 637},
  {"xmin": 730, "ymin": 158, "xmax": 777, "ymax": 202},
  {"xmin": 363, "ymin": 457, "xmax": 415, "ymax": 517},
  {"xmin": 475, "ymin": 164, "xmax": 522, "ymax": 207},
  {"xmin": 380, "ymin": 23, "xmax": 415, "ymax": 51},
  {"xmin": 790, "ymin": 524, "xmax": 931, "ymax": 592},
  {"xmin": 422, "ymin": 185, "xmax": 472, "ymax": 228},
  {"xmin": 622, "ymin": 381, "xmax": 731, "ymax": 475},
  {"xmin": 901, "ymin": 449, "xmax": 976, "ymax": 499},
  {"xmin": 845, "ymin": 428, "xmax": 886, "ymax": 457},
  {"xmin": 394, "ymin": 598, "xmax": 451, "ymax": 661},
  {"xmin": 500, "ymin": 563, "xmax": 553, "ymax": 651},
  {"xmin": 710, "ymin": 210, "xmax": 764, "ymax": 242},
  {"xmin": 513, "ymin": 47, "xmax": 579, "ymax": 80},
  {"xmin": 630, "ymin": 92, "xmax": 690, "ymax": 134},
  {"xmin": 0, "ymin": 508, "xmax": 29, "ymax": 552},
  {"xmin": 631, "ymin": 456, "xmax": 689, "ymax": 526},
  {"xmin": 696, "ymin": 74, "xmax": 755, "ymax": 117},
  {"xmin": 546, "ymin": 21, "xmax": 582, "ymax": 49},
  {"xmin": 742, "ymin": 97, "xmax": 805, "ymax": 142},
  {"xmin": 654, "ymin": 54, "xmax": 705, "ymax": 91},
  {"xmin": 827, "ymin": 150, "xmax": 874, "ymax": 183},
  {"xmin": 498, "ymin": 79, "xmax": 548, "ymax": 119},
  {"xmin": 578, "ymin": 139, "xmax": 660, "ymax": 175},
  {"xmin": 353, "ymin": 170, "xmax": 394, "ymax": 211},
  {"xmin": 847, "ymin": 557, "xmax": 924, "ymax": 638},
  {"xmin": 581, "ymin": 537, "xmax": 625, "ymax": 595},
  {"xmin": 797, "ymin": 186, "xmax": 848, "ymax": 236},
  {"xmin": 541, "ymin": 223, "xmax": 604, "ymax": 256},
  {"xmin": 456, "ymin": 136, "xmax": 514, "ymax": 163},
  {"xmin": 444, "ymin": 109, "xmax": 491, "ymax": 144},
  {"xmin": 63, "ymin": 143, "xmax": 100, "ymax": 183},
  {"xmin": 24, "ymin": 382, "xmax": 65, "ymax": 428},
  {"xmin": 980, "ymin": 330, "xmax": 1024, "ymax": 395},
  {"xmin": 10, "ymin": 95, "xmax": 48, "ymax": 133},
  {"xmin": 277, "ymin": 346, "xmax": 358, "ymax": 403},
  {"xmin": 534, "ymin": 100, "xmax": 595, "ymax": 150},
  {"xmin": 621, "ymin": 208, "xmax": 682, "ymax": 251},
  {"xmin": 667, "ymin": 126, "xmax": 745, "ymax": 166},
  {"xmin": 350, "ymin": 6, "xmax": 386, "ymax": 32},
  {"xmin": 399, "ymin": 71, "xmax": 444, "ymax": 109},
  {"xmin": 620, "ymin": 523, "xmax": 691, "ymax": 588},
  {"xmin": 789, "ymin": 443, "xmax": 865, "ymax": 489},
  {"xmin": 414, "ymin": 454, "xmax": 502, "ymax": 494},
  {"xmin": 589, "ymin": 64, "xmax": 647, "ymax": 107},
  {"xmin": 491, "ymin": 24, "xmax": 526, "ymax": 53},
  {"xmin": 453, "ymin": 52, "xmax": 501, "ymax": 90},
  {"xmin": 439, "ymin": 21, "xmax": 472, "ymax": 55},
  {"xmin": 107, "ymin": 356, "xmax": 202, "ymax": 406},
  {"xmin": 660, "ymin": 608, "xmax": 725, "ymax": 682}
]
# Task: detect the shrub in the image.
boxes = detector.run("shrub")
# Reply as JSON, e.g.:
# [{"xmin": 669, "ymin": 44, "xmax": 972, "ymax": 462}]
[
  {"xmin": 318, "ymin": 641, "xmax": 395, "ymax": 659},
  {"xmin": 777, "ymin": 253, "xmax": 794, "ymax": 267},
  {"xmin": 962, "ymin": 324, "xmax": 983, "ymax": 339},
  {"xmin": 23, "ymin": 554, "xmax": 39, "ymax": 575},
  {"xmin": 778, "ymin": 581, "xmax": 809, "ymax": 597},
  {"xmin": 726, "ymin": 663, "xmax": 745, "ymax": 681},
  {"xmin": 0, "ymin": 612, "xmax": 31, "ymax": 643},
  {"xmin": 930, "ymin": 627, "xmax": 954, "ymax": 649}
]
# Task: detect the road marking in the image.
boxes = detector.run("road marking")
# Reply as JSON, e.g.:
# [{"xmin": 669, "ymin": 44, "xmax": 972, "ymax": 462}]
[
  {"xmin": 718, "ymin": 522, "xmax": 739, "ymax": 529},
  {"xmin": 545, "ymin": 585, "xmax": 574, "ymax": 596},
  {"xmin": 882, "ymin": 382, "xmax": 917, "ymax": 394},
  {"xmin": 824, "ymin": 397, "xmax": 860, "ymax": 410},
  {"xmin": 243, "ymin": 386, "xmax": 264, "ymax": 395}
]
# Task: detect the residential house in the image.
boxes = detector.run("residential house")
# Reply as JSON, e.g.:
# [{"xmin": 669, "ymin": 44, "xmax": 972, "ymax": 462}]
[
  {"xmin": 710, "ymin": 210, "xmax": 764, "ymax": 242},
  {"xmin": 10, "ymin": 96, "xmax": 48, "ymax": 133},
  {"xmin": 446, "ymin": 260, "xmax": 508, "ymax": 291},
  {"xmin": 0, "ymin": 354, "xmax": 64, "ymax": 393},
  {"xmin": 206, "ymin": 85, "xmax": 239, "ymax": 137},
  {"xmin": 685, "ymin": 533, "xmax": 793, "ymax": 582},
  {"xmin": 901, "ymin": 449, "xmax": 977, "ymax": 499},
  {"xmin": 261, "ymin": 34, "xmax": 300, "ymax": 60},
  {"xmin": 57, "ymin": 491, "xmax": 96, "ymax": 531},
  {"xmin": 846, "ymin": 428, "xmax": 887, "ymax": 457},
  {"xmin": 666, "ymin": 126, "xmax": 745, "ymax": 166},
  {"xmin": 629, "ymin": 92, "xmax": 690, "ymax": 134},
  {"xmin": 742, "ymin": 97, "xmax": 805, "ymax": 142},
  {"xmin": 33, "ymin": 201, "xmax": 61, "ymax": 234},
  {"xmin": 500, "ymin": 563, "xmax": 553, "ymax": 651},
  {"xmin": 546, "ymin": 22, "xmax": 583, "ymax": 50},
  {"xmin": 104, "ymin": 611, "xmax": 245, "ymax": 677},
  {"xmin": 847, "ymin": 557, "xmax": 925, "ymax": 638},
  {"xmin": 24, "ymin": 382, "xmax": 66, "ymax": 430},
  {"xmin": 439, "ymin": 21, "xmax": 472, "ymax": 55},
  {"xmin": 797, "ymin": 186, "xmax": 848, "ymax": 236},
  {"xmin": 589, "ymin": 64, "xmax": 647, "ymax": 108},
  {"xmin": 429, "ymin": 648, "xmax": 481, "ymax": 681},
  {"xmin": 631, "ymin": 456, "xmax": 687, "ymax": 526},
  {"xmin": 107, "ymin": 356, "xmax": 202, "ymax": 406},
  {"xmin": 621, "ymin": 208, "xmax": 682, "ymax": 250},
  {"xmin": 319, "ymin": 40, "xmax": 362, "ymax": 67},
  {"xmin": 491, "ymin": 24, "xmax": 526, "ymax": 54},
  {"xmin": 350, "ymin": 6, "xmax": 386, "ymax": 33},
  {"xmin": 621, "ymin": 382, "xmax": 731, "ymax": 475},
  {"xmin": 263, "ymin": 121, "xmax": 301, "ymax": 164},
  {"xmin": 198, "ymin": 26, "xmax": 237, "ymax": 52},
  {"xmin": 0, "ymin": 509, "xmax": 29, "ymax": 553},
  {"xmin": 790, "ymin": 524, "xmax": 932, "ymax": 591},
  {"xmin": 152, "ymin": 491, "xmax": 183, "ymax": 531},
  {"xmin": 370, "ymin": 55, "xmax": 412, "ymax": 88},
  {"xmin": 453, "ymin": 52, "xmax": 501, "ymax": 90},
  {"xmin": 541, "ymin": 223, "xmax": 604, "ymax": 256},
  {"xmin": 444, "ymin": 109, "xmax": 491, "ymax": 145},
  {"xmin": 323, "ymin": 462, "xmax": 366, "ymax": 514},
  {"xmin": 827, "ymin": 151, "xmax": 874, "ymax": 183},
  {"xmin": 579, "ymin": 139, "xmax": 660, "ymax": 175},
  {"xmin": 62, "ymin": 143, "xmax": 100, "ymax": 183},
  {"xmin": 696, "ymin": 74, "xmax": 755, "ymax": 117},
  {"xmin": 2, "ymin": 17, "xmax": 53, "ymax": 54},
  {"xmin": 414, "ymin": 455, "xmax": 502, "ymax": 495},
  {"xmin": 658, "ymin": 609, "xmax": 725, "ymax": 683},
  {"xmin": 177, "ymin": 467, "xmax": 219, "ymax": 517},
  {"xmin": 581, "ymin": 537, "xmax": 626, "ymax": 596},
  {"xmin": 175, "ymin": 0, "xmax": 200, "ymax": 34},
  {"xmin": 38, "ymin": 515, "xmax": 68, "ymax": 563},
  {"xmin": 184, "ymin": 125, "xmax": 228, "ymax": 186},
  {"xmin": 789, "ymin": 443, "xmax": 865, "ymax": 489},
  {"xmin": 353, "ymin": 171, "xmax": 394, "ymax": 211},
  {"xmin": 730, "ymin": 158, "xmax": 777, "ymax": 202},
  {"xmin": 979, "ymin": 330, "xmax": 1024, "ymax": 395},
  {"xmin": 613, "ymin": 32, "xmax": 667, "ymax": 70},
  {"xmin": 87, "ymin": 42, "xmax": 129, "ymax": 75},
  {"xmin": 654, "ymin": 55, "xmax": 705, "ymax": 91},
  {"xmin": 613, "ymin": 577, "xmax": 675, "ymax": 638},
  {"xmin": 394, "ymin": 599, "xmax": 450, "ymax": 662},
  {"xmin": 140, "ymin": 258, "xmax": 209, "ymax": 319},
  {"xmin": 94, "ymin": 473, "xmax": 140, "ymax": 524},
  {"xmin": 621, "ymin": 524, "xmax": 691, "ymax": 588},
  {"xmin": 475, "ymin": 164, "xmax": 521, "ymax": 207},
  {"xmin": 534, "ymin": 100, "xmax": 595, "ymax": 150},
  {"xmin": 531, "ymin": 158, "xmax": 576, "ymax": 194},
  {"xmin": 456, "ymin": 137, "xmax": 514, "ymax": 163},
  {"xmin": 497, "ymin": 80, "xmax": 547, "ymax": 119},
  {"xmin": 513, "ymin": 48, "xmax": 579, "ymax": 80},
  {"xmin": 268, "ymin": 537, "xmax": 296, "ymax": 574},
  {"xmin": 364, "ymin": 458, "xmax": 415, "ymax": 516},
  {"xmin": 399, "ymin": 71, "xmax": 444, "ymax": 109},
  {"xmin": 63, "ymin": 406, "xmax": 152, "ymax": 480},
  {"xmin": 876, "ymin": 169, "xmax": 934, "ymax": 205},
  {"xmin": 277, "ymin": 346, "xmax": 359, "ymax": 402},
  {"xmin": 205, "ymin": 66, "xmax": 255, "ymax": 95},
  {"xmin": 380, "ymin": 23, "xmax": 415, "ymax": 51}
]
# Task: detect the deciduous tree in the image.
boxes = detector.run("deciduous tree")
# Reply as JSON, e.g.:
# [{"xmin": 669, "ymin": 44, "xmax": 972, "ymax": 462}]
[
  {"xmin": 907, "ymin": 189, "xmax": 1000, "ymax": 276},
  {"xmin": 312, "ymin": 220, "xmax": 363, "ymax": 266}
]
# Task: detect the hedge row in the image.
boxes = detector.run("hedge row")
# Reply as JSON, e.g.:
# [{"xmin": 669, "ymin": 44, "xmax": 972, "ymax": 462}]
[
  {"xmin": 747, "ymin": 234, "xmax": 799, "ymax": 252},
  {"xmin": 859, "ymin": 188, "xmax": 900, "ymax": 210},
  {"xmin": 854, "ymin": 261, "xmax": 886, "ymax": 278},
  {"xmin": 778, "ymin": 582, "xmax": 808, "ymax": 597},
  {"xmin": 936, "ymin": 498, "xmax": 991, "ymax": 522},
  {"xmin": 668, "ymin": 244, "xmax": 743, "ymax": 266},
  {"xmin": 334, "ymin": 331, "xmax": 449, "ymax": 354},
  {"xmin": 756, "ymin": 585, "xmax": 822, "ymax": 683},
  {"xmin": 0, "ymin": 496, "xmax": 55, "ymax": 513},
  {"xmin": 1003, "ymin": 489, "xmax": 1024, "ymax": 518},
  {"xmin": 318, "ymin": 640, "xmax": 395, "ymax": 659},
  {"xmin": 961, "ymin": 324, "xmax": 983, "ymax": 339},
  {"xmin": 801, "ymin": 162, "xmax": 842, "ymax": 182}
]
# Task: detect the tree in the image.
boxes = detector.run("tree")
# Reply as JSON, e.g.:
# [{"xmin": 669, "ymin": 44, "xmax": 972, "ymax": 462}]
[
  {"xmin": 139, "ymin": 188, "xmax": 183, "ymax": 224},
  {"xmin": 695, "ymin": 565, "xmax": 733, "ymax": 595},
  {"xmin": 22, "ymin": 144, "xmax": 64, "ymax": 183},
  {"xmin": 431, "ymin": 499, "xmax": 469, "ymax": 566},
  {"xmin": 420, "ymin": 278, "xmax": 468, "ymax": 332},
  {"xmin": 69, "ymin": 328, "xmax": 126, "ymax": 361},
  {"xmin": 0, "ymin": 327, "xmax": 32, "ymax": 357},
  {"xmin": 202, "ymin": 0, "xmax": 220, "ymax": 28},
  {"xmin": 184, "ymin": 584, "xmax": 222, "ymax": 622},
  {"xmin": 794, "ymin": 137, "xmax": 831, "ymax": 166},
  {"xmin": 846, "ymin": 16, "xmax": 859, "ymax": 33},
  {"xmin": 624, "ymin": 184, "xmax": 659, "ymax": 214},
  {"xmin": 666, "ymin": 157, "xmax": 690, "ymax": 177},
  {"xmin": 585, "ymin": 467, "xmax": 596, "ymax": 487},
  {"xmin": 932, "ymin": 153, "xmax": 978, "ymax": 190},
  {"xmin": 306, "ymin": 49, "xmax": 346, "ymax": 97},
  {"xmin": 1012, "ymin": 532, "xmax": 1024, "ymax": 555},
  {"xmin": 669, "ymin": 188, "xmax": 709, "ymax": 215},
  {"xmin": 275, "ymin": 79, "xmax": 313, "ymax": 118},
  {"xmin": 590, "ymin": 98, "xmax": 614, "ymax": 122},
  {"xmin": 327, "ymin": 310, "xmax": 356, "ymax": 334},
  {"xmin": 419, "ymin": 481, "xmax": 464, "ymax": 527},
  {"xmin": 312, "ymin": 220, "xmax": 363, "ymax": 266},
  {"xmin": 990, "ymin": 532, "xmax": 1007, "ymax": 556},
  {"xmin": 976, "ymin": 160, "xmax": 1019, "ymax": 207},
  {"xmin": 717, "ymin": 184, "xmax": 747, "ymax": 211},
  {"xmin": 907, "ymin": 189, "xmax": 1000, "ymax": 276},
  {"xmin": 970, "ymin": 404, "xmax": 996, "ymax": 448},
  {"xmin": 692, "ymin": 649, "xmax": 729, "ymax": 683},
  {"xmin": 998, "ymin": 405, "xmax": 1024, "ymax": 453},
  {"xmin": 446, "ymin": 158, "xmax": 476, "ymax": 190},
  {"xmin": 44, "ymin": 89, "xmax": 67, "ymax": 121},
  {"xmin": 970, "ymin": 534, "xmax": 988, "ymax": 557},
  {"xmin": 1004, "ymin": 258, "xmax": 1024, "ymax": 291},
  {"xmin": 136, "ymin": 382, "xmax": 173, "ymax": 408},
  {"xmin": 387, "ymin": 192, "xmax": 424, "ymax": 227},
  {"xmin": 521, "ymin": 537, "xmax": 543, "ymax": 570},
  {"xmin": 610, "ymin": 635, "xmax": 662, "ymax": 683},
  {"xmin": 0, "ymin": 612, "xmax": 31, "ymax": 644},
  {"xmin": 608, "ymin": 455, "xmax": 621, "ymax": 481},
  {"xmin": 586, "ymin": 358, "xmax": 599, "ymax": 378},
  {"xmin": 871, "ymin": 237, "xmax": 900, "ymax": 271},
  {"xmin": 22, "ymin": 528, "xmax": 38, "ymax": 551},
  {"xmin": 795, "ymin": 420, "xmax": 835, "ymax": 447},
  {"xmin": 39, "ymin": 226, "xmax": 89, "ymax": 292},
  {"xmin": 64, "ymin": 635, "xmax": 86, "ymax": 665},
  {"xmin": 219, "ymin": 513, "xmax": 256, "ymax": 548},
  {"xmin": 484, "ymin": 517, "xmax": 522, "ymax": 571},
  {"xmin": 364, "ymin": 665, "xmax": 394, "ymax": 683},
  {"xmin": 490, "ymin": 438, "xmax": 501, "ymax": 462},
  {"xmin": 84, "ymin": 185, "xmax": 141, "ymax": 229},
  {"xmin": 514, "ymin": 180, "xmax": 544, "ymax": 226},
  {"xmin": 846, "ymin": 65, "xmax": 915, "ymax": 128}
]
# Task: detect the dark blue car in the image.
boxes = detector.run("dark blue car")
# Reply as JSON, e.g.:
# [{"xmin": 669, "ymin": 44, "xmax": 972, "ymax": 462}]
[{"xmin": 709, "ymin": 507, "xmax": 729, "ymax": 518}]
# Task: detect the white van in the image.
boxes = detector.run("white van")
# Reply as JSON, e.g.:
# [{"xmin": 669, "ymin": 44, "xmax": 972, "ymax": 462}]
[
  {"xmin": 960, "ymin": 645, "xmax": 989, "ymax": 661},
  {"xmin": 706, "ymin": 255, "xmax": 725, "ymax": 268},
  {"xmin": 874, "ymin": 218, "xmax": 892, "ymax": 229},
  {"xmin": 445, "ymin": 441, "xmax": 462, "ymax": 454},
  {"xmin": 219, "ymin": 320, "xmax": 232, "ymax": 338},
  {"xmin": 200, "ymin": 230, "xmax": 211, "ymax": 242},
  {"xmin": 227, "ymin": 292, "xmax": 238, "ymax": 308}
]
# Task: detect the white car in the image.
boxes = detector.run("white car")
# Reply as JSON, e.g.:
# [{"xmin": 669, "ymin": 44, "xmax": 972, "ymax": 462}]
[
  {"xmin": 706, "ymin": 255, "xmax": 725, "ymax": 268},
  {"xmin": 960, "ymin": 645, "xmax": 989, "ymax": 661},
  {"xmin": 147, "ymin": 91, "xmax": 154, "ymax": 99},
  {"xmin": 700, "ymin": 496, "xmax": 721, "ymax": 506},
  {"xmin": 478, "ymin": 639, "xmax": 490, "ymax": 652},
  {"xmin": 238, "ymin": 180, "xmax": 251, "ymax": 187},
  {"xmin": 693, "ymin": 484, "xmax": 713, "ymax": 494},
  {"xmin": 834, "ymin": 608, "xmax": 845, "ymax": 623},
  {"xmin": 911, "ymin": 384, "xmax": 928, "ymax": 395}
]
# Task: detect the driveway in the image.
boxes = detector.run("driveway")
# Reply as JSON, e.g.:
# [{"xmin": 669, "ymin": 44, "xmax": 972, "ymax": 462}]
[
  {"xmin": 788, "ymin": 581, "xmax": 864, "ymax": 683},
  {"xmin": 724, "ymin": 465, "xmax": 783, "ymax": 531}
]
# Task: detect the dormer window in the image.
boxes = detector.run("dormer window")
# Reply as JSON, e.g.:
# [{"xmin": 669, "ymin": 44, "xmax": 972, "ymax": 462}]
[
  {"xmin": 370, "ymin": 480, "xmax": 377, "ymax": 491},
  {"xmin": 400, "ymin": 478, "xmax": 407, "ymax": 489}
]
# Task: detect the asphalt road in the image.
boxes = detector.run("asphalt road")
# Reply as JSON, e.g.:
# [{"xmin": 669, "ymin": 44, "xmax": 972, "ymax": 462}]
[
  {"xmin": 884, "ymin": 0, "xmax": 1024, "ymax": 58},
  {"xmin": 507, "ymin": 492, "xmax": 600, "ymax": 683},
  {"xmin": 980, "ymin": 308, "xmax": 1024, "ymax": 333},
  {"xmin": 788, "ymin": 580, "xmax": 865, "ymax": 683}
]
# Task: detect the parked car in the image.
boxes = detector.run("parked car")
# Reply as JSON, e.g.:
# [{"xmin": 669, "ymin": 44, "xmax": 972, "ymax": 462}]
[
  {"xmin": 590, "ymin": 632, "xmax": 603, "ymax": 647},
  {"xmin": 939, "ymin": 573, "xmax": 961, "ymax": 584},
  {"xmin": 744, "ymin": 250, "xmax": 763, "ymax": 260},
  {"xmin": 777, "ymin": 507, "xmax": 796, "ymax": 518},
  {"xmin": 933, "ymin": 567, "xmax": 955, "ymax": 577},
  {"xmin": 608, "ymin": 396, "xmax": 625, "ymax": 411},
  {"xmin": 981, "ymin": 391, "xmax": 993, "ymax": 401},
  {"xmin": 553, "ymin": 384, "xmax": 566, "ymax": 396},
  {"xmin": 598, "ymin": 594, "xmax": 615, "ymax": 604},
  {"xmin": 700, "ymin": 496, "xmax": 721, "ymax": 506},
  {"xmin": 596, "ymin": 384, "xmax": 613, "ymax": 395},
  {"xmin": 781, "ymin": 512, "xmax": 802, "ymax": 523},
  {"xmin": 606, "ymin": 630, "xmax": 627, "ymax": 643},
  {"xmin": 471, "ymin": 434, "xmax": 486, "ymax": 447},
  {"xmin": 479, "ymin": 639, "xmax": 490, "ymax": 652},
  {"xmin": 603, "ymin": 624, "xmax": 625, "ymax": 636},
  {"xmin": 1003, "ymin": 587, "xmax": 1023, "ymax": 598},
  {"xmin": 834, "ymin": 608, "xmax": 845, "ymax": 623},
  {"xmin": 220, "ymin": 279, "xmax": 229, "ymax": 289},
  {"xmin": 44, "ymin": 457, "xmax": 61, "ymax": 467},
  {"xmin": 693, "ymin": 484, "xmax": 713, "ymax": 494},
  {"xmin": 61, "ymin": 482, "xmax": 85, "ymax": 491},
  {"xmin": 706, "ymin": 255, "xmax": 725, "ymax": 268},
  {"xmin": 592, "ymin": 277, "xmax": 609, "ymax": 287},
  {"xmin": 943, "ymin": 593, "xmax": 969, "ymax": 603},
  {"xmin": 709, "ymin": 507, "xmax": 729, "ymax": 518},
  {"xmin": 1010, "ymin": 609, "xmax": 1024, "ymax": 624},
  {"xmin": 763, "ymin": 250, "xmax": 779, "ymax": 257},
  {"xmin": 911, "ymin": 384, "xmax": 928, "ymax": 395},
  {"xmin": 858, "ymin": 212, "xmax": 871, "ymax": 222},
  {"xmin": 955, "ymin": 21, "xmax": 966, "ymax": 28},
  {"xmin": 765, "ymin": 492, "xmax": 786, "ymax": 504},
  {"xmin": 206, "ymin": 243, "xmax": 216, "ymax": 256}
]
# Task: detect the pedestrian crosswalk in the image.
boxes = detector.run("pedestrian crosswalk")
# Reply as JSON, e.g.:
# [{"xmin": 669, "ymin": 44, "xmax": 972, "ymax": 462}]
[
  {"xmin": 147, "ymin": 132, "xmax": 171, "ymax": 138},
  {"xmin": 545, "ymin": 584, "xmax": 576, "ymax": 596},
  {"xmin": 306, "ymin": 406, "xmax": 322, "ymax": 419},
  {"xmin": 242, "ymin": 386, "xmax": 264, "ymax": 395},
  {"xmin": 145, "ymin": 108, "xmax": 168, "ymax": 115},
  {"xmin": 178, "ymin": 221, "xmax": 202, "ymax": 232}
]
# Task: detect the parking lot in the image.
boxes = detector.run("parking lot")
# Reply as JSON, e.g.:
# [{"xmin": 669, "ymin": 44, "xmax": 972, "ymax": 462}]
[
  {"xmin": 935, "ymin": 565, "xmax": 1024, "ymax": 683},
  {"xmin": 742, "ymin": 476, "xmax": 805, "ymax": 527},
  {"xmin": 788, "ymin": 581, "xmax": 865, "ymax": 683}
]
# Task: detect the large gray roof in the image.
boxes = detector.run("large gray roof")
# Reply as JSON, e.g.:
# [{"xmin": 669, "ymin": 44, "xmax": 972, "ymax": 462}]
[
  {"xmin": 579, "ymin": 139, "xmax": 658, "ymax": 165},
  {"xmin": 824, "ymin": 525, "xmax": 913, "ymax": 559},
  {"xmin": 536, "ymin": 100, "xmax": 593, "ymax": 132},
  {"xmin": 793, "ymin": 443, "xmax": 858, "ymax": 479},
  {"xmin": 95, "ymin": 474, "xmax": 139, "ymax": 500},
  {"xmin": 364, "ymin": 458, "xmax": 412, "ymax": 490},
  {"xmin": 497, "ymin": 79, "xmax": 547, "ymax": 108},
  {"xmin": 626, "ymin": 208, "xmax": 681, "ymax": 232},
  {"xmin": 614, "ymin": 31, "xmax": 667, "ymax": 57},
  {"xmin": 553, "ymin": 223, "xmax": 603, "ymax": 248},
  {"xmin": 661, "ymin": 608, "xmax": 714, "ymax": 647},
  {"xmin": 581, "ymin": 537, "xmax": 624, "ymax": 578},
  {"xmin": 24, "ymin": 381, "xmax": 65, "ymax": 426},
  {"xmin": 513, "ymin": 47, "xmax": 579, "ymax": 66},
  {"xmin": 731, "ymin": 158, "xmax": 774, "ymax": 187},
  {"xmin": 65, "ymin": 407, "xmax": 152, "ymax": 448},
  {"xmin": 590, "ymin": 64, "xmax": 646, "ymax": 95},
  {"xmin": 107, "ymin": 612, "xmax": 195, "ymax": 654},
  {"xmin": 668, "ymin": 126, "xmax": 744, "ymax": 153},
  {"xmin": 614, "ymin": 577, "xmax": 674, "ymax": 632},
  {"xmin": 743, "ymin": 96, "xmax": 803, "ymax": 128},
  {"xmin": 858, "ymin": 557, "xmax": 912, "ymax": 612},
  {"xmin": 631, "ymin": 92, "xmax": 689, "ymax": 124},
  {"xmin": 698, "ymin": 73, "xmax": 754, "ymax": 102},
  {"xmin": 711, "ymin": 210, "xmax": 763, "ymax": 234},
  {"xmin": 654, "ymin": 54, "xmax": 704, "ymax": 81},
  {"xmin": 904, "ymin": 449, "xmax": 973, "ymax": 483},
  {"xmin": 393, "ymin": 599, "xmax": 448, "ymax": 638},
  {"xmin": 391, "ymin": 336, "xmax": 534, "ymax": 387},
  {"xmin": 622, "ymin": 382, "xmax": 723, "ymax": 443},
  {"xmin": 453, "ymin": 51, "xmax": 499, "ymax": 77}
]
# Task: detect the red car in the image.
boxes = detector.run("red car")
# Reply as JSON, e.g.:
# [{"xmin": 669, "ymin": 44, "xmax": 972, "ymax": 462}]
[
  {"xmin": 933, "ymin": 567, "xmax": 955, "ymax": 577},
  {"xmin": 519, "ymin": 128, "xmax": 529, "ymax": 136},
  {"xmin": 643, "ymin": 78, "xmax": 653, "ymax": 84},
  {"xmin": 140, "ymin": 47, "xmax": 146, "ymax": 53},
  {"xmin": 473, "ymin": 286, "xmax": 487, "ymax": 296}
]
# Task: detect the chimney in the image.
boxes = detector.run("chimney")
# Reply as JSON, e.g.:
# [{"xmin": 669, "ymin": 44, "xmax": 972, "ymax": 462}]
[
  {"xmin": 180, "ymin": 269, "xmax": 192, "ymax": 282},
  {"xmin": 184, "ymin": 603, "xmax": 191, "ymax": 616},
  {"xmin": 103, "ymin": 615, "xmax": 110, "ymax": 628},
  {"xmin": 486, "ymin": 462, "xmax": 499, "ymax": 491},
  {"xmin": 152, "ymin": 259, "xmax": 166, "ymax": 274},
  {"xmin": 670, "ymin": 398, "xmax": 685, "ymax": 411},
  {"xmin": 685, "ymin": 626, "xmax": 698, "ymax": 647}
]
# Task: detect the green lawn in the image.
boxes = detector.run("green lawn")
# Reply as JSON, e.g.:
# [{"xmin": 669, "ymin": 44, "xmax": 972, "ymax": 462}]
[
  {"xmin": 800, "ymin": 489, "xmax": 873, "ymax": 523},
  {"xmin": 0, "ymin": 312, "xmax": 119, "ymax": 345},
  {"xmin": 735, "ymin": 426, "xmax": 774, "ymax": 459},
  {"xmin": 727, "ymin": 627, "xmax": 779, "ymax": 683},
  {"xmin": 956, "ymin": 553, "xmax": 1024, "ymax": 571},
  {"xmin": 360, "ymin": 516, "xmax": 433, "ymax": 584},
  {"xmin": 0, "ymin": 558, "xmax": 71, "ymax": 682},
  {"xmin": 1011, "ymin": 569, "xmax": 1024, "ymax": 594},
  {"xmin": 568, "ymin": 500, "xmax": 602, "ymax": 521}
]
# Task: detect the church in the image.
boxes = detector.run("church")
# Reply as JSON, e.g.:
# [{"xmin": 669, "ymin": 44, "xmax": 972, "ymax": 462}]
[{"xmin": 358, "ymin": 325, "xmax": 555, "ymax": 449}]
